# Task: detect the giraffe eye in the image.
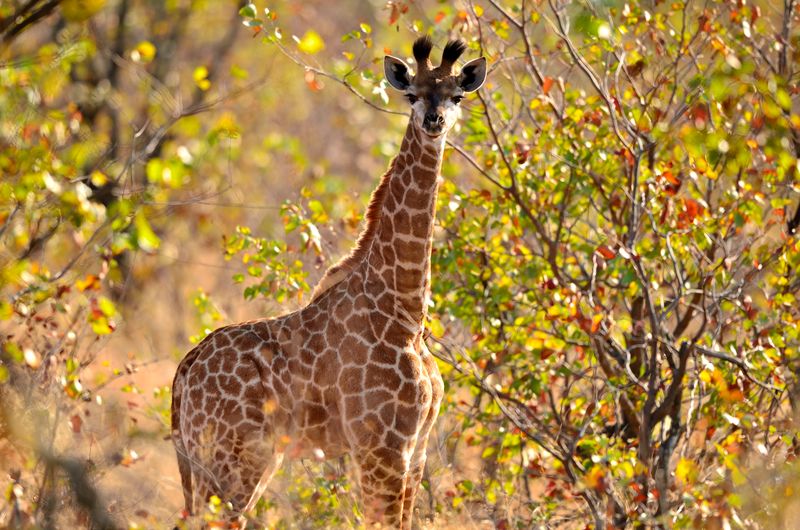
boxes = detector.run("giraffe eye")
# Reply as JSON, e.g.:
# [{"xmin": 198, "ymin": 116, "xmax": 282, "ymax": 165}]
[
  {"xmin": 405, "ymin": 94, "xmax": 419, "ymax": 103},
  {"xmin": 452, "ymin": 95, "xmax": 464, "ymax": 104}
]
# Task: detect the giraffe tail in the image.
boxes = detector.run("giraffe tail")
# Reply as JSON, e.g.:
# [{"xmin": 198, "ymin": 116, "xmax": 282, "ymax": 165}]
[{"xmin": 171, "ymin": 375, "xmax": 194, "ymax": 515}]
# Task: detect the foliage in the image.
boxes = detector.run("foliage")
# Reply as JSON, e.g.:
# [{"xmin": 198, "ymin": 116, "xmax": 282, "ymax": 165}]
[
  {"xmin": 241, "ymin": 0, "xmax": 800, "ymax": 528},
  {"xmin": 2, "ymin": 0, "xmax": 800, "ymax": 529}
]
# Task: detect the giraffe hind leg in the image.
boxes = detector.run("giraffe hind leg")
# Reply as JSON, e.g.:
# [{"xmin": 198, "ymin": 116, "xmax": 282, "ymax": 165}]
[{"xmin": 355, "ymin": 447, "xmax": 411, "ymax": 528}]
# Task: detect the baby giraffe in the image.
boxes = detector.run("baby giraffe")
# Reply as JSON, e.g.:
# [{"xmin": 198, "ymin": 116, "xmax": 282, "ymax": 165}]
[{"xmin": 171, "ymin": 36, "xmax": 486, "ymax": 528}]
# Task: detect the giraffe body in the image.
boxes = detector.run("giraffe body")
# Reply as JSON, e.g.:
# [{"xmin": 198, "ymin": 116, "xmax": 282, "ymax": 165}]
[{"xmin": 171, "ymin": 37, "xmax": 486, "ymax": 528}]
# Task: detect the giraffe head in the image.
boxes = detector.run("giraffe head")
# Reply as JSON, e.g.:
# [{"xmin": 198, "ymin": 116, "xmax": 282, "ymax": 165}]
[{"xmin": 384, "ymin": 36, "xmax": 487, "ymax": 138}]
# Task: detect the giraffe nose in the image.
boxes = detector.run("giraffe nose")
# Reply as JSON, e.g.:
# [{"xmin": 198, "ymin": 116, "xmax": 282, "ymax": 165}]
[{"xmin": 423, "ymin": 112, "xmax": 444, "ymax": 128}]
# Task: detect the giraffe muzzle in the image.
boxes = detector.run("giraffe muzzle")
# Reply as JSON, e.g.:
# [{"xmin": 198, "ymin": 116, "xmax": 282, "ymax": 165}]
[{"xmin": 422, "ymin": 112, "xmax": 445, "ymax": 135}]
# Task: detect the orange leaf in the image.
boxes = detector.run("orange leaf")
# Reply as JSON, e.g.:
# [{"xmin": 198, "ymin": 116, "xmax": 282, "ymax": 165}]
[
  {"xmin": 595, "ymin": 245, "xmax": 616, "ymax": 260},
  {"xmin": 76, "ymin": 274, "xmax": 100, "ymax": 292},
  {"xmin": 683, "ymin": 198, "xmax": 705, "ymax": 221},
  {"xmin": 304, "ymin": 70, "xmax": 323, "ymax": 91},
  {"xmin": 662, "ymin": 170, "xmax": 681, "ymax": 185},
  {"xmin": 434, "ymin": 11, "xmax": 446, "ymax": 23},
  {"xmin": 590, "ymin": 314, "xmax": 603, "ymax": 334},
  {"xmin": 542, "ymin": 76, "xmax": 554, "ymax": 95}
]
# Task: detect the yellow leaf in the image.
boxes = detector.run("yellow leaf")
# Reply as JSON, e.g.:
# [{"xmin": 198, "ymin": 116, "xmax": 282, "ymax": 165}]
[
  {"xmin": 585, "ymin": 465, "xmax": 606, "ymax": 490},
  {"xmin": 193, "ymin": 66, "xmax": 210, "ymax": 91},
  {"xmin": 296, "ymin": 30, "xmax": 325, "ymax": 55},
  {"xmin": 61, "ymin": 0, "xmax": 106, "ymax": 22},
  {"xmin": 429, "ymin": 317, "xmax": 445, "ymax": 339},
  {"xmin": 131, "ymin": 40, "xmax": 156, "ymax": 63},
  {"xmin": 675, "ymin": 457, "xmax": 699, "ymax": 485}
]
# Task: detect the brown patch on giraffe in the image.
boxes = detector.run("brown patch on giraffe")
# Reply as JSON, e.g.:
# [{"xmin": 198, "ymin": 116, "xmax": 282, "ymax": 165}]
[
  {"xmin": 380, "ymin": 245, "xmax": 396, "ymax": 267},
  {"xmin": 368, "ymin": 248, "xmax": 383, "ymax": 270},
  {"xmin": 352, "ymin": 293, "xmax": 370, "ymax": 312},
  {"xmin": 344, "ymin": 395, "xmax": 363, "ymax": 417},
  {"xmin": 370, "ymin": 313, "xmax": 389, "ymax": 338},
  {"xmin": 313, "ymin": 359, "xmax": 337, "ymax": 387},
  {"xmin": 384, "ymin": 429, "xmax": 405, "ymax": 451},
  {"xmin": 373, "ymin": 446, "xmax": 402, "ymax": 466},
  {"xmin": 219, "ymin": 375, "xmax": 239, "ymax": 395},
  {"xmin": 300, "ymin": 344, "xmax": 316, "ymax": 366},
  {"xmin": 384, "ymin": 321, "xmax": 414, "ymax": 344},
  {"xmin": 398, "ymin": 382, "xmax": 418, "ymax": 404},
  {"xmin": 370, "ymin": 345, "xmax": 396, "ymax": 365},
  {"xmin": 404, "ymin": 188, "xmax": 430, "ymax": 210},
  {"xmin": 304, "ymin": 404, "xmax": 327, "ymax": 426},
  {"xmin": 244, "ymin": 406, "xmax": 263, "ymax": 422},
  {"xmin": 414, "ymin": 165, "xmax": 437, "ymax": 182},
  {"xmin": 339, "ymin": 366, "xmax": 363, "ymax": 392},
  {"xmin": 259, "ymin": 345, "xmax": 274, "ymax": 363},
  {"xmin": 393, "ymin": 210, "xmax": 411, "ymax": 234},
  {"xmin": 408, "ymin": 138, "xmax": 421, "ymax": 158},
  {"xmin": 398, "ymin": 353, "xmax": 422, "ymax": 380},
  {"xmin": 340, "ymin": 334, "xmax": 364, "ymax": 358},
  {"xmin": 325, "ymin": 320, "xmax": 346, "ymax": 349},
  {"xmin": 344, "ymin": 313, "xmax": 366, "ymax": 335},
  {"xmin": 396, "ymin": 264, "xmax": 423, "ymax": 290},
  {"xmin": 272, "ymin": 355, "xmax": 287, "ymax": 373},
  {"xmin": 213, "ymin": 332, "xmax": 231, "ymax": 349},
  {"xmin": 375, "ymin": 292, "xmax": 394, "ymax": 314},
  {"xmin": 190, "ymin": 413, "xmax": 204, "ymax": 428},
  {"xmin": 206, "ymin": 352, "xmax": 222, "ymax": 373},
  {"xmin": 242, "ymin": 383, "xmax": 262, "ymax": 402},
  {"xmin": 365, "ymin": 365, "xmax": 401, "ymax": 390},
  {"xmin": 380, "ymin": 268, "xmax": 395, "ymax": 290},
  {"xmin": 364, "ymin": 388, "xmax": 394, "ymax": 409},
  {"xmin": 389, "ymin": 180, "xmax": 405, "ymax": 205},
  {"xmin": 420, "ymin": 152, "xmax": 437, "ymax": 168},
  {"xmin": 411, "ymin": 212, "xmax": 430, "ymax": 238},
  {"xmin": 395, "ymin": 404, "xmax": 418, "ymax": 435},
  {"xmin": 221, "ymin": 354, "xmax": 236, "ymax": 373},
  {"xmin": 363, "ymin": 412, "xmax": 383, "ymax": 434},
  {"xmin": 233, "ymin": 333, "xmax": 259, "ymax": 351}
]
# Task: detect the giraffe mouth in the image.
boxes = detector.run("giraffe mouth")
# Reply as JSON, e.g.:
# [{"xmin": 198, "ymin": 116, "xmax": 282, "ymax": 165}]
[{"xmin": 422, "ymin": 128, "xmax": 444, "ymax": 138}]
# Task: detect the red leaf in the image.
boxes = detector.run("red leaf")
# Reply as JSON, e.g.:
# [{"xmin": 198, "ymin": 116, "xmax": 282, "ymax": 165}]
[
  {"xmin": 70, "ymin": 414, "xmax": 82, "ymax": 434},
  {"xmin": 434, "ymin": 11, "xmax": 446, "ymax": 24},
  {"xmin": 595, "ymin": 245, "xmax": 616, "ymax": 260},
  {"xmin": 542, "ymin": 76, "xmax": 554, "ymax": 95}
]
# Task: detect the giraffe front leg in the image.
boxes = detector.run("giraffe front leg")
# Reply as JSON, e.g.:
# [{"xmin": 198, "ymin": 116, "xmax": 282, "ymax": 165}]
[{"xmin": 401, "ymin": 356, "xmax": 444, "ymax": 529}]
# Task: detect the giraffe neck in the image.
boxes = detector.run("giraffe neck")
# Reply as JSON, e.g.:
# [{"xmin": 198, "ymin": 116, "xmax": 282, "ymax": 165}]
[{"xmin": 363, "ymin": 120, "xmax": 445, "ymax": 327}]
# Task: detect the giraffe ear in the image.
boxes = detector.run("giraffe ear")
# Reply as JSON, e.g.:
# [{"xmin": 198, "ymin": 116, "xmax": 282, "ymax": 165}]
[
  {"xmin": 384, "ymin": 55, "xmax": 413, "ymax": 91},
  {"xmin": 459, "ymin": 57, "xmax": 487, "ymax": 92}
]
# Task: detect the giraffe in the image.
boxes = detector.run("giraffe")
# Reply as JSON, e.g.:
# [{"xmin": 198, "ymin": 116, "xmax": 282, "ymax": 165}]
[{"xmin": 171, "ymin": 36, "xmax": 487, "ymax": 528}]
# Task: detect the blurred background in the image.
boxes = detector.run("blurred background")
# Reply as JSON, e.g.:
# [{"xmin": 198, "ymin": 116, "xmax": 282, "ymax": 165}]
[{"xmin": 2, "ymin": 0, "xmax": 800, "ymax": 528}]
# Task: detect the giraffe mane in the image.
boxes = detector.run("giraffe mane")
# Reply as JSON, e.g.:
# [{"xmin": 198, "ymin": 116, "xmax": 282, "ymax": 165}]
[{"xmin": 309, "ymin": 157, "xmax": 398, "ymax": 302}]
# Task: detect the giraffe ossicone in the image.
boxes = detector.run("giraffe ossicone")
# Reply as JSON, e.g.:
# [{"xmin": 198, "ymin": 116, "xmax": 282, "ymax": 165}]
[{"xmin": 171, "ymin": 36, "xmax": 486, "ymax": 529}]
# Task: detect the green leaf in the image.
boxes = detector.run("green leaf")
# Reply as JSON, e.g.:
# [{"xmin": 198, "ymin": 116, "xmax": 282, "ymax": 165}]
[
  {"xmin": 133, "ymin": 211, "xmax": 160, "ymax": 252},
  {"xmin": 239, "ymin": 3, "xmax": 257, "ymax": 18}
]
